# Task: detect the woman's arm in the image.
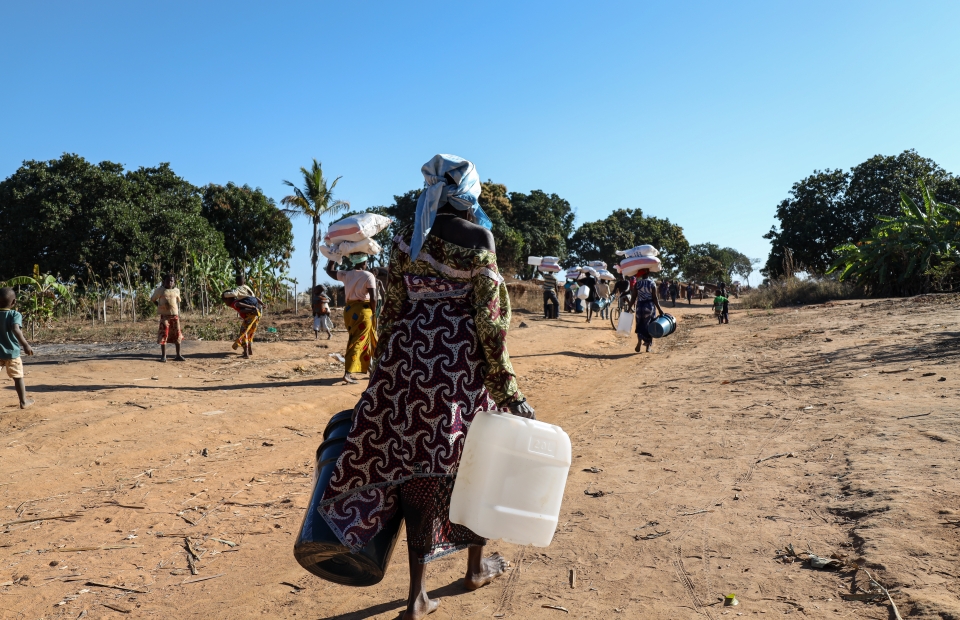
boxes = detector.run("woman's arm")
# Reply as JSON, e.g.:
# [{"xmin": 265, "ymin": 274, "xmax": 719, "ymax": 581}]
[
  {"xmin": 652, "ymin": 284, "xmax": 664, "ymax": 316},
  {"xmin": 472, "ymin": 258, "xmax": 524, "ymax": 408}
]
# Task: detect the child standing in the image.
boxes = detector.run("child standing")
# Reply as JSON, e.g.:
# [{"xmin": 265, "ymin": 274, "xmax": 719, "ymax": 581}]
[
  {"xmin": 713, "ymin": 291, "xmax": 729, "ymax": 324},
  {"xmin": 150, "ymin": 274, "xmax": 185, "ymax": 362},
  {"xmin": 0, "ymin": 287, "xmax": 35, "ymax": 408},
  {"xmin": 312, "ymin": 285, "xmax": 333, "ymax": 339}
]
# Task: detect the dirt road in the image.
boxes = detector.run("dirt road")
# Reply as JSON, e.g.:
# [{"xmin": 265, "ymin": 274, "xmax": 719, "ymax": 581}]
[{"xmin": 2, "ymin": 296, "xmax": 959, "ymax": 619}]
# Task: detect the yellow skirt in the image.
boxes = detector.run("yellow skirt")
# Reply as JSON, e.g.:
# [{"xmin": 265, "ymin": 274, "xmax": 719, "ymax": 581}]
[
  {"xmin": 232, "ymin": 310, "xmax": 261, "ymax": 349},
  {"xmin": 343, "ymin": 301, "xmax": 377, "ymax": 374}
]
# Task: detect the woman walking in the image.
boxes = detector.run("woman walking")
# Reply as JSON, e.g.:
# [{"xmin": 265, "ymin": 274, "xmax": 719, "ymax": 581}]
[
  {"xmin": 626, "ymin": 268, "xmax": 664, "ymax": 353},
  {"xmin": 317, "ymin": 155, "xmax": 534, "ymax": 620},
  {"xmin": 325, "ymin": 257, "xmax": 378, "ymax": 384}
]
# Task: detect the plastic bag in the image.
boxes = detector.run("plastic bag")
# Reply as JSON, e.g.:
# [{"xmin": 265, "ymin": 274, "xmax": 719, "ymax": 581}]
[
  {"xmin": 338, "ymin": 237, "xmax": 383, "ymax": 256},
  {"xmin": 616, "ymin": 245, "xmax": 659, "ymax": 259},
  {"xmin": 616, "ymin": 311, "xmax": 634, "ymax": 336},
  {"xmin": 319, "ymin": 244, "xmax": 343, "ymax": 264},
  {"xmin": 325, "ymin": 213, "xmax": 393, "ymax": 243}
]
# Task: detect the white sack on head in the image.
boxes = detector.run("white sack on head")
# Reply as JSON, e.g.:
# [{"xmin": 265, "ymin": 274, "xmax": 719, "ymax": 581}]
[
  {"xmin": 586, "ymin": 260, "xmax": 607, "ymax": 269},
  {"xmin": 338, "ymin": 237, "xmax": 383, "ymax": 256},
  {"xmin": 618, "ymin": 255, "xmax": 662, "ymax": 276},
  {"xmin": 581, "ymin": 266, "xmax": 599, "ymax": 277},
  {"xmin": 538, "ymin": 264, "xmax": 562, "ymax": 273},
  {"xmin": 616, "ymin": 244, "xmax": 659, "ymax": 258},
  {"xmin": 596, "ymin": 269, "xmax": 616, "ymax": 281},
  {"xmin": 325, "ymin": 213, "xmax": 393, "ymax": 243},
  {"xmin": 527, "ymin": 256, "xmax": 543, "ymax": 266},
  {"xmin": 541, "ymin": 256, "xmax": 560, "ymax": 265},
  {"xmin": 319, "ymin": 243, "xmax": 343, "ymax": 264}
]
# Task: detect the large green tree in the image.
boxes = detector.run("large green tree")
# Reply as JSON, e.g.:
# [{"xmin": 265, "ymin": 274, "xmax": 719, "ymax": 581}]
[
  {"xmin": 0, "ymin": 154, "xmax": 226, "ymax": 282},
  {"xmin": 764, "ymin": 150, "xmax": 960, "ymax": 278},
  {"xmin": 682, "ymin": 243, "xmax": 755, "ymax": 284},
  {"xmin": 569, "ymin": 208, "xmax": 689, "ymax": 276},
  {"xmin": 202, "ymin": 183, "xmax": 294, "ymax": 266}
]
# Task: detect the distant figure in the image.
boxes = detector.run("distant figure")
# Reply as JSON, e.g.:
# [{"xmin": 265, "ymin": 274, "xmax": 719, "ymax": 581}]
[
  {"xmin": 541, "ymin": 271, "xmax": 560, "ymax": 319},
  {"xmin": 0, "ymin": 287, "xmax": 34, "ymax": 408},
  {"xmin": 578, "ymin": 271, "xmax": 598, "ymax": 323},
  {"xmin": 563, "ymin": 279, "xmax": 576, "ymax": 313},
  {"xmin": 312, "ymin": 284, "xmax": 333, "ymax": 339},
  {"xmin": 713, "ymin": 290, "xmax": 729, "ymax": 324},
  {"xmin": 326, "ymin": 256, "xmax": 378, "ymax": 384},
  {"xmin": 669, "ymin": 280, "xmax": 679, "ymax": 307},
  {"xmin": 222, "ymin": 274, "xmax": 261, "ymax": 358},
  {"xmin": 685, "ymin": 283, "xmax": 693, "ymax": 304},
  {"xmin": 596, "ymin": 278, "xmax": 611, "ymax": 320},
  {"xmin": 698, "ymin": 284, "xmax": 705, "ymax": 300},
  {"xmin": 150, "ymin": 273, "xmax": 185, "ymax": 363}
]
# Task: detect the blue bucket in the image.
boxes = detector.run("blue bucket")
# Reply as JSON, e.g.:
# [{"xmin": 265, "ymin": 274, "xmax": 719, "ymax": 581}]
[{"xmin": 649, "ymin": 313, "xmax": 676, "ymax": 338}]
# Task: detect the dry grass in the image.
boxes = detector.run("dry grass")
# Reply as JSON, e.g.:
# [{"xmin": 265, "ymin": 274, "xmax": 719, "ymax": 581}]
[{"xmin": 740, "ymin": 277, "xmax": 856, "ymax": 309}]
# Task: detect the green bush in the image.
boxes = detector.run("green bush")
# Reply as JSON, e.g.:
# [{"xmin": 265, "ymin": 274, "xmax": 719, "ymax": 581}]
[{"xmin": 741, "ymin": 278, "xmax": 855, "ymax": 309}]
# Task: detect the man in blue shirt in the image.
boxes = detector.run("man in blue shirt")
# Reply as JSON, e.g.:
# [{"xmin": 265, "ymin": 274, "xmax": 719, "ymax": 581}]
[{"xmin": 0, "ymin": 287, "xmax": 35, "ymax": 408}]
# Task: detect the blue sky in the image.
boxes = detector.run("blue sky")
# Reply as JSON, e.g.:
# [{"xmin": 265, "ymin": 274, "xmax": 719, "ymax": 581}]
[{"xmin": 2, "ymin": 1, "xmax": 959, "ymax": 286}]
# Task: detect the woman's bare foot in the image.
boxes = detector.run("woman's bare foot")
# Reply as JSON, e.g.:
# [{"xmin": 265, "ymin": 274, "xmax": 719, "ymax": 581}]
[
  {"xmin": 20, "ymin": 399, "xmax": 34, "ymax": 409},
  {"xmin": 464, "ymin": 552, "xmax": 510, "ymax": 591},
  {"xmin": 401, "ymin": 592, "xmax": 439, "ymax": 620}
]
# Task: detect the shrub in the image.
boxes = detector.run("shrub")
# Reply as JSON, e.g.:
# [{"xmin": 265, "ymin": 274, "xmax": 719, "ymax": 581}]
[{"xmin": 740, "ymin": 277, "xmax": 855, "ymax": 309}]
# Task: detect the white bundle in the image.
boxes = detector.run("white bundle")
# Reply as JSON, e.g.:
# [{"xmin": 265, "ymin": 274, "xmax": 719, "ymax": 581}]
[
  {"xmin": 319, "ymin": 243, "xmax": 344, "ymax": 264},
  {"xmin": 565, "ymin": 268, "xmax": 582, "ymax": 280},
  {"xmin": 586, "ymin": 260, "xmax": 607, "ymax": 269},
  {"xmin": 325, "ymin": 213, "xmax": 393, "ymax": 244},
  {"xmin": 339, "ymin": 237, "xmax": 383, "ymax": 256},
  {"xmin": 538, "ymin": 264, "xmax": 562, "ymax": 273},
  {"xmin": 619, "ymin": 255, "xmax": 662, "ymax": 277},
  {"xmin": 581, "ymin": 266, "xmax": 599, "ymax": 278},
  {"xmin": 541, "ymin": 256, "xmax": 560, "ymax": 265},
  {"xmin": 596, "ymin": 269, "xmax": 616, "ymax": 281},
  {"xmin": 616, "ymin": 244, "xmax": 659, "ymax": 258},
  {"xmin": 527, "ymin": 256, "xmax": 543, "ymax": 266}
]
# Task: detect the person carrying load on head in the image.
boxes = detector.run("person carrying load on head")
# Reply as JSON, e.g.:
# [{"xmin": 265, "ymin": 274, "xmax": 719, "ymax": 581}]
[
  {"xmin": 222, "ymin": 274, "xmax": 261, "ymax": 358},
  {"xmin": 626, "ymin": 267, "xmax": 664, "ymax": 354},
  {"xmin": 325, "ymin": 254, "xmax": 378, "ymax": 384},
  {"xmin": 316, "ymin": 155, "xmax": 533, "ymax": 620},
  {"xmin": 541, "ymin": 270, "xmax": 560, "ymax": 319}
]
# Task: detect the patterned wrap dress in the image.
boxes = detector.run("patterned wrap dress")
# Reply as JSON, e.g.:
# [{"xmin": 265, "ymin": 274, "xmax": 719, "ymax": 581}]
[
  {"xmin": 318, "ymin": 233, "xmax": 524, "ymax": 563},
  {"xmin": 634, "ymin": 277, "xmax": 658, "ymax": 345}
]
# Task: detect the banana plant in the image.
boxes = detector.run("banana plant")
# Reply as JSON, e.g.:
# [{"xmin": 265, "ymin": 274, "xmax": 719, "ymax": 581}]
[
  {"xmin": 829, "ymin": 180, "xmax": 960, "ymax": 295},
  {"xmin": 5, "ymin": 265, "xmax": 71, "ymax": 337}
]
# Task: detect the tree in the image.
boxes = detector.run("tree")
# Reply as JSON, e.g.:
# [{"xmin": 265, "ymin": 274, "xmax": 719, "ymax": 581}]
[
  {"xmin": 506, "ymin": 190, "xmax": 576, "ymax": 271},
  {"xmin": 0, "ymin": 154, "xmax": 226, "ymax": 282},
  {"xmin": 202, "ymin": 183, "xmax": 294, "ymax": 266},
  {"xmin": 828, "ymin": 181, "xmax": 960, "ymax": 295},
  {"xmin": 764, "ymin": 150, "xmax": 960, "ymax": 278},
  {"xmin": 281, "ymin": 159, "xmax": 350, "ymax": 294},
  {"xmin": 682, "ymin": 243, "xmax": 755, "ymax": 283},
  {"xmin": 569, "ymin": 209, "xmax": 689, "ymax": 276}
]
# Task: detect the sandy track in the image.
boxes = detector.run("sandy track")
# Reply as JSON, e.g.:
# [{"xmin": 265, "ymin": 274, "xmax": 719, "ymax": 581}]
[{"xmin": 2, "ymin": 296, "xmax": 958, "ymax": 619}]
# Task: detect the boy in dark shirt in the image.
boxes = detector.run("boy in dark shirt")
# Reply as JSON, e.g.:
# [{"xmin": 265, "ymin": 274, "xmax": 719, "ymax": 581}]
[
  {"xmin": 0, "ymin": 287, "xmax": 35, "ymax": 408},
  {"xmin": 713, "ymin": 291, "xmax": 729, "ymax": 324}
]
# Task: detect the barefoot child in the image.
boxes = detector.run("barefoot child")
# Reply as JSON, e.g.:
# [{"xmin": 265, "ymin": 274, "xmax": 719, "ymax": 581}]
[
  {"xmin": 312, "ymin": 285, "xmax": 333, "ymax": 340},
  {"xmin": 0, "ymin": 288, "xmax": 35, "ymax": 409},
  {"xmin": 150, "ymin": 274, "xmax": 185, "ymax": 362},
  {"xmin": 222, "ymin": 291, "xmax": 261, "ymax": 358}
]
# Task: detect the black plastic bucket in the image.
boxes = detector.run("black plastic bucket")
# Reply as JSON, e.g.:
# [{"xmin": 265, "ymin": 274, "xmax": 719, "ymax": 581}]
[
  {"xmin": 649, "ymin": 313, "xmax": 677, "ymax": 338},
  {"xmin": 293, "ymin": 409, "xmax": 404, "ymax": 586}
]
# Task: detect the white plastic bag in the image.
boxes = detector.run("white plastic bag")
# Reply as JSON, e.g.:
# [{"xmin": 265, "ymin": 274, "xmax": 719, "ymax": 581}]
[
  {"xmin": 338, "ymin": 237, "xmax": 383, "ymax": 256},
  {"xmin": 616, "ymin": 245, "xmax": 659, "ymax": 258},
  {"xmin": 325, "ymin": 213, "xmax": 393, "ymax": 243},
  {"xmin": 319, "ymin": 243, "xmax": 343, "ymax": 264},
  {"xmin": 616, "ymin": 310, "xmax": 634, "ymax": 336}
]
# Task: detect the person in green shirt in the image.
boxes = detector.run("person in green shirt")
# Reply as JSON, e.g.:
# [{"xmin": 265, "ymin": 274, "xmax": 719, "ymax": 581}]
[
  {"xmin": 713, "ymin": 292, "xmax": 729, "ymax": 324},
  {"xmin": 0, "ymin": 287, "xmax": 35, "ymax": 408}
]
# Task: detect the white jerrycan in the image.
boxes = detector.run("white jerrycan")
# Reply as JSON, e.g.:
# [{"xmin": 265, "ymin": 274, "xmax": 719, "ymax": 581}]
[{"xmin": 450, "ymin": 411, "xmax": 571, "ymax": 547}]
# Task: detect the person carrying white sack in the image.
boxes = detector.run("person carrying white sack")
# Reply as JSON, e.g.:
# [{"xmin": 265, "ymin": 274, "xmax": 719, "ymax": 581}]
[{"xmin": 625, "ymin": 266, "xmax": 665, "ymax": 353}]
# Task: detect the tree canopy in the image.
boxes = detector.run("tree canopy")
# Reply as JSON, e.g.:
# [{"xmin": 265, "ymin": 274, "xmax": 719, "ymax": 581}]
[
  {"xmin": 569, "ymin": 209, "xmax": 689, "ymax": 275},
  {"xmin": 201, "ymin": 182, "xmax": 294, "ymax": 266},
  {"xmin": 682, "ymin": 243, "xmax": 755, "ymax": 283},
  {"xmin": 764, "ymin": 150, "xmax": 960, "ymax": 278},
  {"xmin": 0, "ymin": 154, "xmax": 293, "ymax": 284}
]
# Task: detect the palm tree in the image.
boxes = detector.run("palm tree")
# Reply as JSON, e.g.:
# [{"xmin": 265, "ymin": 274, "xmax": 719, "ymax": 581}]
[{"xmin": 281, "ymin": 159, "xmax": 350, "ymax": 293}]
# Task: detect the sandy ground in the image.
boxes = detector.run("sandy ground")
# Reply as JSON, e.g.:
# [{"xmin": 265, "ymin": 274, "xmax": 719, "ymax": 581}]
[{"xmin": 2, "ymin": 295, "xmax": 959, "ymax": 619}]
